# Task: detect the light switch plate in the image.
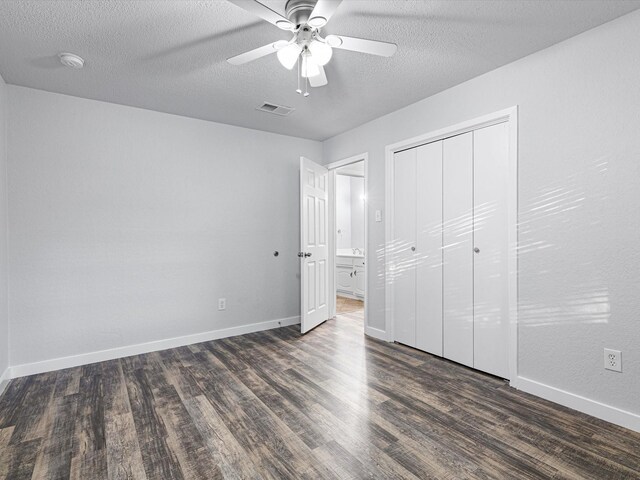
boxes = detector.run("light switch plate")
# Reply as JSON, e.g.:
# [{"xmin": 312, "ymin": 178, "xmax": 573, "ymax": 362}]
[
  {"xmin": 218, "ymin": 298, "xmax": 226, "ymax": 311},
  {"xmin": 375, "ymin": 210, "xmax": 382, "ymax": 222}
]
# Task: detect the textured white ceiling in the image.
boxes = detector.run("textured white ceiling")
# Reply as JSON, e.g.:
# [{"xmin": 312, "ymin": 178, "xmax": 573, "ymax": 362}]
[{"xmin": 0, "ymin": 1, "xmax": 638, "ymax": 140}]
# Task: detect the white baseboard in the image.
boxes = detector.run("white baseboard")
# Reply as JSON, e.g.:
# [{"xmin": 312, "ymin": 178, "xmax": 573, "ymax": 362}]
[
  {"xmin": 517, "ymin": 376, "xmax": 640, "ymax": 433},
  {"xmin": 364, "ymin": 325, "xmax": 389, "ymax": 342},
  {"xmin": 9, "ymin": 316, "xmax": 300, "ymax": 379},
  {"xmin": 337, "ymin": 292, "xmax": 363, "ymax": 301},
  {"xmin": 0, "ymin": 367, "xmax": 10, "ymax": 398}
]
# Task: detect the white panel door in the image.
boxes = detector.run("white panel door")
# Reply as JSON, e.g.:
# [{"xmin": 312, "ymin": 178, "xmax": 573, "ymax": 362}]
[
  {"xmin": 473, "ymin": 123, "xmax": 509, "ymax": 378},
  {"xmin": 416, "ymin": 141, "xmax": 443, "ymax": 356},
  {"xmin": 392, "ymin": 149, "xmax": 417, "ymax": 347},
  {"xmin": 443, "ymin": 133, "xmax": 474, "ymax": 368},
  {"xmin": 300, "ymin": 157, "xmax": 329, "ymax": 334}
]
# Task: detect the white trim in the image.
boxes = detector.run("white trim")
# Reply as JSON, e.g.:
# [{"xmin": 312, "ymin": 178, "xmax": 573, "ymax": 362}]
[
  {"xmin": 386, "ymin": 107, "xmax": 516, "ymax": 154},
  {"xmin": 326, "ymin": 152, "xmax": 369, "ymax": 333},
  {"xmin": 384, "ymin": 107, "xmax": 519, "ymax": 381},
  {"xmin": 517, "ymin": 376, "xmax": 640, "ymax": 433},
  {"xmin": 0, "ymin": 367, "xmax": 10, "ymax": 398},
  {"xmin": 364, "ymin": 326, "xmax": 388, "ymax": 342},
  {"xmin": 328, "ymin": 169, "xmax": 337, "ymax": 318},
  {"xmin": 326, "ymin": 153, "xmax": 367, "ymax": 171},
  {"xmin": 8, "ymin": 316, "xmax": 300, "ymax": 379},
  {"xmin": 336, "ymin": 292, "xmax": 363, "ymax": 301}
]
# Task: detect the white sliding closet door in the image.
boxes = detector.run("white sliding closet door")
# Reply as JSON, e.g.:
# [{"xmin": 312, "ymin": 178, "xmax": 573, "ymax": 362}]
[
  {"xmin": 416, "ymin": 141, "xmax": 443, "ymax": 356},
  {"xmin": 392, "ymin": 148, "xmax": 417, "ymax": 347},
  {"xmin": 443, "ymin": 133, "xmax": 474, "ymax": 368},
  {"xmin": 473, "ymin": 123, "xmax": 509, "ymax": 378}
]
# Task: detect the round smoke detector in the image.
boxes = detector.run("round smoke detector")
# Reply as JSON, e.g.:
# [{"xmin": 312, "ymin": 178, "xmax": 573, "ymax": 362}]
[{"xmin": 58, "ymin": 52, "xmax": 85, "ymax": 69}]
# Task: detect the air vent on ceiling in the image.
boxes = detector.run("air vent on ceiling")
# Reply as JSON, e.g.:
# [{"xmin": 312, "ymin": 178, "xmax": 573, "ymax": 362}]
[{"xmin": 256, "ymin": 102, "xmax": 295, "ymax": 117}]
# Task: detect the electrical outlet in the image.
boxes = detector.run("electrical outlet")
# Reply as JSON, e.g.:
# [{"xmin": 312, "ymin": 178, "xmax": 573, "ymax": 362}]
[
  {"xmin": 604, "ymin": 348, "xmax": 622, "ymax": 372},
  {"xmin": 218, "ymin": 298, "xmax": 226, "ymax": 311}
]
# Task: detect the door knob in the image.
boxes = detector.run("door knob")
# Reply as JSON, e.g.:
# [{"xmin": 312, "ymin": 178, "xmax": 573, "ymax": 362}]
[
  {"xmin": 411, "ymin": 246, "xmax": 416, "ymax": 252},
  {"xmin": 474, "ymin": 247, "xmax": 480, "ymax": 253},
  {"xmin": 304, "ymin": 252, "xmax": 312, "ymax": 257}
]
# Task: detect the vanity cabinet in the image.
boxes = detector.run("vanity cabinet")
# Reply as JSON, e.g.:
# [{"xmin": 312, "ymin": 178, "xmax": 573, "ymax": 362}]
[
  {"xmin": 354, "ymin": 266, "xmax": 365, "ymax": 296},
  {"xmin": 336, "ymin": 266, "xmax": 354, "ymax": 293},
  {"xmin": 336, "ymin": 256, "xmax": 365, "ymax": 299}
]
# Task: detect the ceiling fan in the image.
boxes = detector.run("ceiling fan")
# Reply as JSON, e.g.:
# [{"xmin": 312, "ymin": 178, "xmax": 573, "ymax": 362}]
[{"xmin": 226, "ymin": 0, "xmax": 397, "ymax": 95}]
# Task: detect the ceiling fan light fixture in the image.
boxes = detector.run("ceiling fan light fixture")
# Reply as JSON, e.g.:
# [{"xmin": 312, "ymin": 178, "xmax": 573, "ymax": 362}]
[
  {"xmin": 325, "ymin": 35, "xmax": 343, "ymax": 48},
  {"xmin": 277, "ymin": 43, "xmax": 303, "ymax": 70},
  {"xmin": 308, "ymin": 39, "xmax": 332, "ymax": 66},
  {"xmin": 301, "ymin": 52, "xmax": 320, "ymax": 78},
  {"xmin": 276, "ymin": 20, "xmax": 294, "ymax": 30},
  {"xmin": 307, "ymin": 16, "xmax": 327, "ymax": 28}
]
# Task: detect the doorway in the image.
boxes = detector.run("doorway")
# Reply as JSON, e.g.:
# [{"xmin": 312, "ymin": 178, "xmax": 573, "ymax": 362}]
[{"xmin": 327, "ymin": 154, "xmax": 368, "ymax": 332}]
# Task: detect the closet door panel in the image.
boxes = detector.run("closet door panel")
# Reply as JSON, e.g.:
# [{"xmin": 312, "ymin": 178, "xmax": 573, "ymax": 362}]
[
  {"xmin": 443, "ymin": 133, "xmax": 474, "ymax": 368},
  {"xmin": 473, "ymin": 123, "xmax": 509, "ymax": 378},
  {"xmin": 416, "ymin": 141, "xmax": 443, "ymax": 356},
  {"xmin": 393, "ymin": 149, "xmax": 417, "ymax": 347}
]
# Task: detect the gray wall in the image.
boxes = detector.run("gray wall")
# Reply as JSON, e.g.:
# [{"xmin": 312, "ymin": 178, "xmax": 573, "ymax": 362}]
[
  {"xmin": 7, "ymin": 86, "xmax": 322, "ymax": 366},
  {"xmin": 323, "ymin": 10, "xmax": 640, "ymax": 414},
  {"xmin": 0, "ymin": 73, "xmax": 8, "ymax": 381}
]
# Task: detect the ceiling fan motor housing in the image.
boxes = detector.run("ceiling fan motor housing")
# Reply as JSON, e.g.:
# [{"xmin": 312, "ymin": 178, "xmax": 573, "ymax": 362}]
[{"xmin": 285, "ymin": 0, "xmax": 317, "ymax": 28}]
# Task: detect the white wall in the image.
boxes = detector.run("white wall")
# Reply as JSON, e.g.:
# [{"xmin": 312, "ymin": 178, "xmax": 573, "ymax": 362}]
[
  {"xmin": 350, "ymin": 176, "xmax": 365, "ymax": 250},
  {"xmin": 0, "ymin": 73, "xmax": 9, "ymax": 386},
  {"xmin": 7, "ymin": 86, "xmax": 322, "ymax": 368},
  {"xmin": 323, "ymin": 10, "xmax": 640, "ymax": 421},
  {"xmin": 336, "ymin": 174, "xmax": 365, "ymax": 251},
  {"xmin": 335, "ymin": 175, "xmax": 352, "ymax": 249}
]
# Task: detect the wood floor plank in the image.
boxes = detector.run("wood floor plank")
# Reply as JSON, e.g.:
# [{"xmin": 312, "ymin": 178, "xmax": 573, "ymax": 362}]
[
  {"xmin": 7, "ymin": 372, "xmax": 58, "ymax": 446},
  {"xmin": 188, "ymin": 349, "xmax": 336, "ymax": 479},
  {"xmin": 1, "ymin": 306, "xmax": 639, "ymax": 479},
  {"xmin": 123, "ymin": 368, "xmax": 185, "ymax": 480},
  {"xmin": 104, "ymin": 413, "xmax": 148, "ymax": 480},
  {"xmin": 0, "ymin": 426, "xmax": 15, "ymax": 478},
  {"xmin": 30, "ymin": 394, "xmax": 78, "ymax": 480},
  {"xmin": 1, "ymin": 438, "xmax": 41, "ymax": 480},
  {"xmin": 182, "ymin": 395, "xmax": 262, "ymax": 480}
]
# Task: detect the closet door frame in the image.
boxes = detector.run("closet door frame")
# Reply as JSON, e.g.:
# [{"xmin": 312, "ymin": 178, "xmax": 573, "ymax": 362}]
[{"xmin": 384, "ymin": 106, "xmax": 519, "ymax": 385}]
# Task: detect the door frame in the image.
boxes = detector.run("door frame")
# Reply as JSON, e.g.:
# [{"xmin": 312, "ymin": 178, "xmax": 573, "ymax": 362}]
[
  {"xmin": 327, "ymin": 153, "xmax": 369, "ymax": 331},
  {"xmin": 384, "ymin": 106, "xmax": 519, "ymax": 384}
]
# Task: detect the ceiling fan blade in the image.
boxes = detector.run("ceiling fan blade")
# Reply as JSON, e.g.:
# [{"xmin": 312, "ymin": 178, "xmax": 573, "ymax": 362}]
[
  {"xmin": 309, "ymin": 65, "xmax": 328, "ymax": 87},
  {"xmin": 326, "ymin": 35, "xmax": 397, "ymax": 57},
  {"xmin": 308, "ymin": 0, "xmax": 342, "ymax": 26},
  {"xmin": 227, "ymin": 0, "xmax": 294, "ymax": 30},
  {"xmin": 227, "ymin": 41, "xmax": 284, "ymax": 65}
]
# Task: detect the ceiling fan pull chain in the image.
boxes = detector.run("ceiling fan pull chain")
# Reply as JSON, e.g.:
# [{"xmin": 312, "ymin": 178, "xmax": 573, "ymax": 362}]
[
  {"xmin": 296, "ymin": 56, "xmax": 302, "ymax": 94},
  {"xmin": 304, "ymin": 75, "xmax": 310, "ymax": 97}
]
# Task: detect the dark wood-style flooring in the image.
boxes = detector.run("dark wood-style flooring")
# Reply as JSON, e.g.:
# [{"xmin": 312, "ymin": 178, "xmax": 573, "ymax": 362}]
[{"xmin": 1, "ymin": 309, "xmax": 639, "ymax": 479}]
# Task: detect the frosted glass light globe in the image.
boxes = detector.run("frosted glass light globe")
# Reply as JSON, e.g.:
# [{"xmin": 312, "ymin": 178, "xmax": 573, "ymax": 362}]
[{"xmin": 308, "ymin": 40, "xmax": 332, "ymax": 66}]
